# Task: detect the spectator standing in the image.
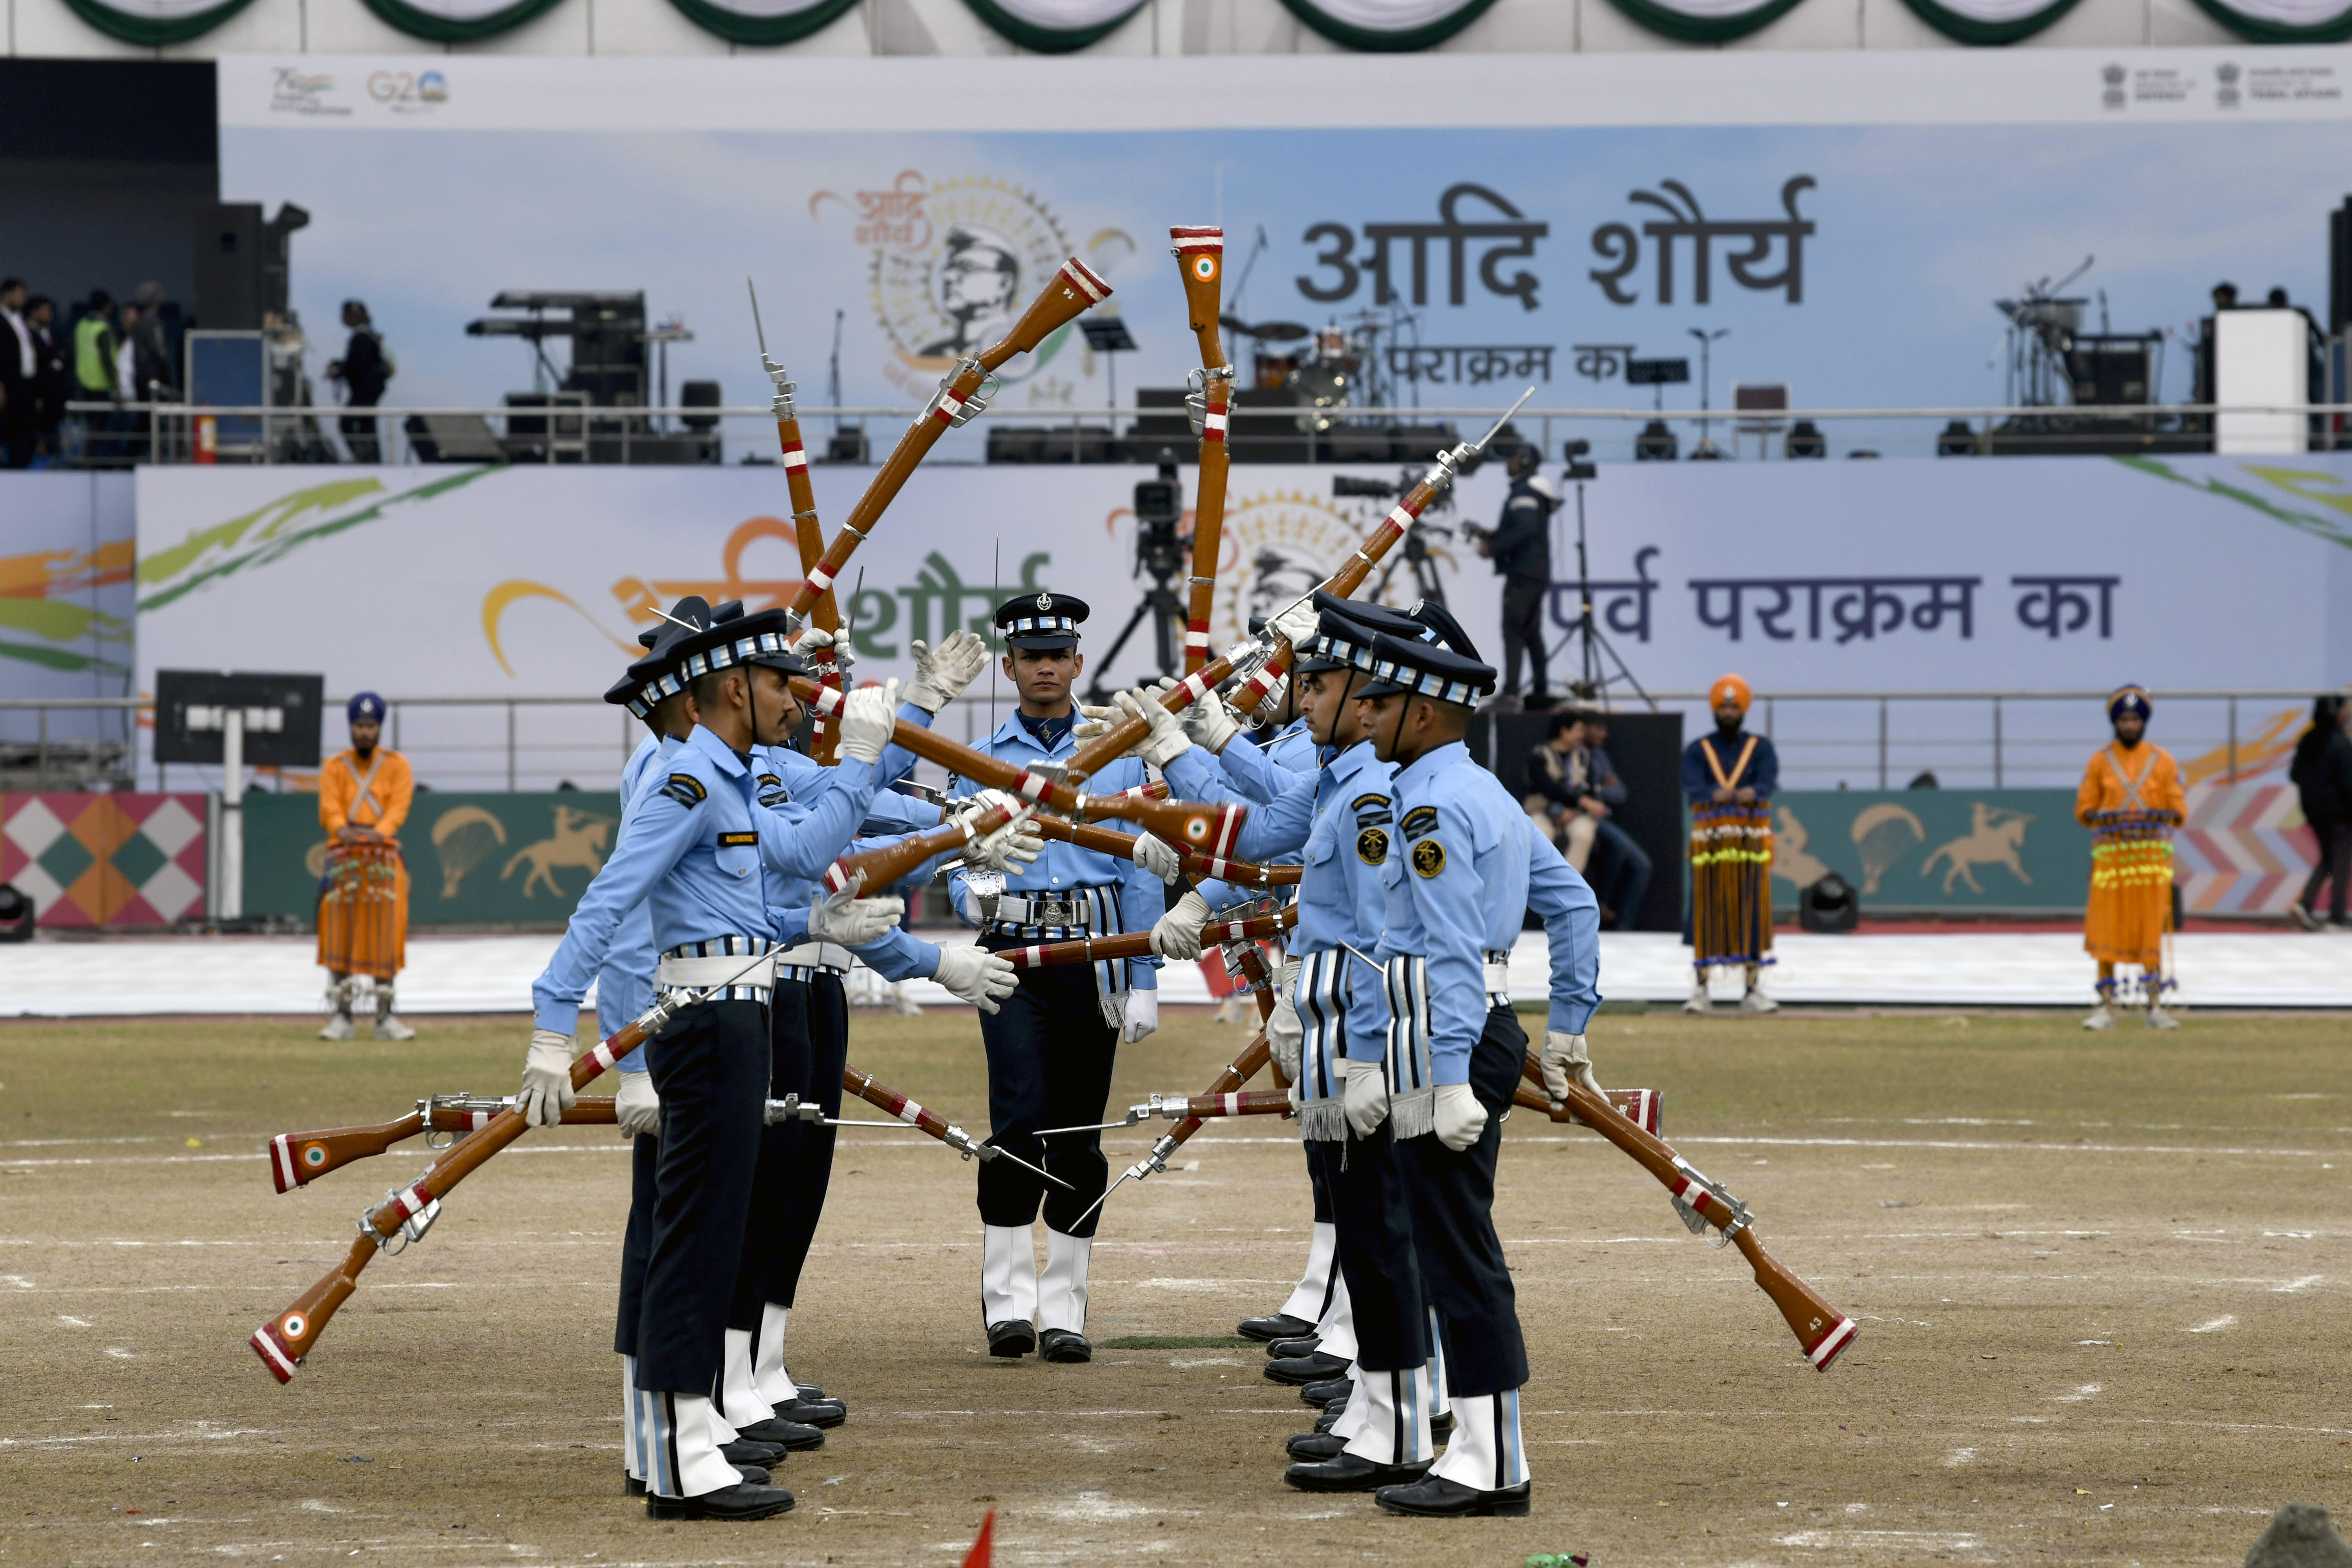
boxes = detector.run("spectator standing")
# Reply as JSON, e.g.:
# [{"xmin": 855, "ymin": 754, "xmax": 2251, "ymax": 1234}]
[
  {"xmin": 1479, "ymin": 445, "xmax": 1557, "ymax": 706},
  {"xmin": 72, "ymin": 291, "xmax": 119, "ymax": 462},
  {"xmin": 128, "ymin": 282, "xmax": 175, "ymax": 399},
  {"xmin": 2289, "ymin": 693, "xmax": 2352, "ymax": 931},
  {"xmin": 25, "ymin": 297, "xmax": 70, "ymax": 464},
  {"xmin": 0, "ymin": 277, "xmax": 35, "ymax": 469},
  {"xmin": 113, "ymin": 303, "xmax": 146, "ymax": 461},
  {"xmin": 1576, "ymin": 710, "xmax": 1652, "ymax": 931},
  {"xmin": 327, "ymin": 300, "xmax": 391, "ymax": 462}
]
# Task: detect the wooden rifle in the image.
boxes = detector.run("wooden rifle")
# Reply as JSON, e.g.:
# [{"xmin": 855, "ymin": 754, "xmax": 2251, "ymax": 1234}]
[
  {"xmin": 1000, "ymin": 904, "xmax": 1296, "ymax": 969},
  {"xmin": 748, "ymin": 278, "xmax": 842, "ymax": 763},
  {"xmin": 1025, "ymin": 812, "xmax": 1299, "ymax": 889},
  {"xmin": 788, "ymin": 259, "xmax": 1111, "ymax": 625},
  {"xmin": 1171, "ymin": 226, "xmax": 1233, "ymax": 677},
  {"xmin": 1074, "ymin": 1032, "xmax": 1272, "ymax": 1229},
  {"xmin": 250, "ymin": 949, "xmax": 772, "ymax": 1383},
  {"xmin": 268, "ymin": 1096, "xmax": 616, "ymax": 1193},
  {"xmin": 1057, "ymin": 388, "xmax": 1533, "ymax": 785}
]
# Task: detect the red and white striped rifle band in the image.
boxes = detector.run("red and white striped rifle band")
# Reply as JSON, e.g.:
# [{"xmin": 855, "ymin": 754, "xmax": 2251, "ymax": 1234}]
[
  {"xmin": 587, "ymin": 1039, "xmax": 621, "ymax": 1073},
  {"xmin": 1170, "ymin": 226, "xmax": 1222, "ymax": 252},
  {"xmin": 270, "ymin": 1135, "xmax": 298, "ymax": 1190},
  {"xmin": 1060, "ymin": 257, "xmax": 1112, "ymax": 301},
  {"xmin": 892, "ymin": 1098, "xmax": 924, "ymax": 1127},
  {"xmin": 1669, "ymin": 1173, "xmax": 1725, "ymax": 1223},
  {"xmin": 929, "ymin": 387, "xmax": 966, "ymax": 427},
  {"xmin": 1808, "ymin": 1316, "xmax": 1858, "ymax": 1368},
  {"xmin": 781, "ymin": 441, "xmax": 808, "ymax": 472},
  {"xmin": 1200, "ymin": 400, "xmax": 1228, "ymax": 444},
  {"xmin": 1184, "ymin": 624, "xmax": 1211, "ymax": 657},
  {"xmin": 389, "ymin": 1179, "xmax": 433, "ymax": 1222}
]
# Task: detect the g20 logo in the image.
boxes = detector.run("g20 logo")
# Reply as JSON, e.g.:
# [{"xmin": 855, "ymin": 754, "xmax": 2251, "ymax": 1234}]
[{"xmin": 368, "ymin": 70, "xmax": 449, "ymax": 108}]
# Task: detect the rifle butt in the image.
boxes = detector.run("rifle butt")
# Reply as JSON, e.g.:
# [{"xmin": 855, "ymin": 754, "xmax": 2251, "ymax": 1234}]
[
  {"xmin": 985, "ymin": 257, "xmax": 1111, "ymax": 367},
  {"xmin": 1731, "ymin": 1227, "xmax": 1856, "ymax": 1371},
  {"xmin": 1509, "ymin": 1083, "xmax": 1664, "ymax": 1137},
  {"xmin": 1171, "ymin": 225, "xmax": 1230, "ymax": 676},
  {"xmin": 268, "ymin": 1114, "xmax": 421, "ymax": 1193},
  {"xmin": 251, "ymin": 1234, "xmax": 376, "ymax": 1382},
  {"xmin": 826, "ymin": 812, "xmax": 982, "ymax": 894}
]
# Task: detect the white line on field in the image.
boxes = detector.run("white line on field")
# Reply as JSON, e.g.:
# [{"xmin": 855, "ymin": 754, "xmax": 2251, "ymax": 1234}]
[
  {"xmin": 2273, "ymin": 1275, "xmax": 2326, "ymax": 1292},
  {"xmin": 2188, "ymin": 1316, "xmax": 2238, "ymax": 1332}
]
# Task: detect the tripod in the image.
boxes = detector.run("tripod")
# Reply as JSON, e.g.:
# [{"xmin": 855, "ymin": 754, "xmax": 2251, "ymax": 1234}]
[
  {"xmin": 1087, "ymin": 571, "xmax": 1185, "ymax": 701},
  {"xmin": 1563, "ymin": 476, "xmax": 1652, "ymax": 710}
]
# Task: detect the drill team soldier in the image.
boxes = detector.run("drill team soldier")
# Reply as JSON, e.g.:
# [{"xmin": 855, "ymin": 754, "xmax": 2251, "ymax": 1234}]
[
  {"xmin": 948, "ymin": 593, "xmax": 1166, "ymax": 1364},
  {"xmin": 522, "ymin": 606, "xmax": 904, "ymax": 1521},
  {"xmin": 1349, "ymin": 626, "xmax": 1603, "ymax": 1518}
]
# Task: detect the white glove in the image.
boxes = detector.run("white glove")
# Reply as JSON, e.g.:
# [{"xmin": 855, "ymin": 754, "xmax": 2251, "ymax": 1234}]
[
  {"xmin": 932, "ymin": 944, "xmax": 1019, "ymax": 1015},
  {"xmin": 1433, "ymin": 1081, "xmax": 1489, "ymax": 1152},
  {"xmin": 1121, "ymin": 988, "xmax": 1160, "ymax": 1044},
  {"xmin": 1130, "ymin": 829, "xmax": 1183, "ymax": 884},
  {"xmin": 1270, "ymin": 596, "xmax": 1319, "ymax": 649},
  {"xmin": 1072, "ymin": 701, "xmax": 1123, "ymax": 742},
  {"xmin": 615, "ymin": 1070, "xmax": 661, "ymax": 1138},
  {"xmin": 1113, "ymin": 688, "xmax": 1191, "ymax": 770},
  {"xmin": 1539, "ymin": 1030, "xmax": 1602, "ymax": 1103},
  {"xmin": 1181, "ymin": 694, "xmax": 1240, "ymax": 755},
  {"xmin": 520, "ymin": 1029, "xmax": 577, "ymax": 1128},
  {"xmin": 1149, "ymin": 889, "xmax": 1213, "ymax": 961},
  {"xmin": 791, "ymin": 625, "xmax": 855, "ymax": 675},
  {"xmin": 1266, "ymin": 956, "xmax": 1303, "ymax": 1082},
  {"xmin": 906, "ymin": 630, "xmax": 987, "ymax": 713},
  {"xmin": 1342, "ymin": 1056, "xmax": 1389, "ymax": 1140},
  {"xmin": 808, "ymin": 887, "xmax": 905, "ymax": 946},
  {"xmin": 960, "ymin": 798, "xmax": 1043, "ymax": 873},
  {"xmin": 835, "ymin": 678, "xmax": 902, "ymax": 764}
]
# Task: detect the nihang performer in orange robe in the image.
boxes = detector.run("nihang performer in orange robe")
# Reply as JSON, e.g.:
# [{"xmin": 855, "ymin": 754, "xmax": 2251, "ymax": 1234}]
[
  {"xmin": 2075, "ymin": 685, "xmax": 2185, "ymax": 1032},
  {"xmin": 317, "ymin": 690, "xmax": 417, "ymax": 1041}
]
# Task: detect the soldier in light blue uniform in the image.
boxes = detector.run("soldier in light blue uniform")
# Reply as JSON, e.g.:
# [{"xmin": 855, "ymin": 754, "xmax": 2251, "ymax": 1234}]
[
  {"xmin": 1347, "ymin": 626, "xmax": 1604, "ymax": 1520},
  {"xmin": 947, "ymin": 592, "xmax": 1164, "ymax": 1364},
  {"xmin": 520, "ymin": 605, "xmax": 905, "ymax": 1524},
  {"xmin": 724, "ymin": 628, "xmax": 1027, "ymax": 1433}
]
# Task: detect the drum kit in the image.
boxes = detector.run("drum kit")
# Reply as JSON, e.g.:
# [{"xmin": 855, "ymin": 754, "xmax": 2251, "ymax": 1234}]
[{"xmin": 1219, "ymin": 311, "xmax": 1392, "ymax": 433}]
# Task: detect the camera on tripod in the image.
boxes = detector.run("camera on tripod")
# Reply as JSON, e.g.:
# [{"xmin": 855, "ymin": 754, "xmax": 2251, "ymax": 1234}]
[{"xmin": 1133, "ymin": 450, "xmax": 1185, "ymax": 584}]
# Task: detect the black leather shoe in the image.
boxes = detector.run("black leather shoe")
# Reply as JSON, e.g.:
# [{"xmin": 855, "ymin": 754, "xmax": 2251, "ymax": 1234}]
[
  {"xmin": 987, "ymin": 1320, "xmax": 1036, "ymax": 1358},
  {"xmin": 776, "ymin": 1397, "xmax": 846, "ymax": 1430},
  {"xmin": 719, "ymin": 1439, "xmax": 784, "ymax": 1468},
  {"xmin": 731, "ymin": 1463, "xmax": 771, "ymax": 1485},
  {"xmin": 1287, "ymin": 1431, "xmax": 1346, "ymax": 1461},
  {"xmin": 793, "ymin": 1382, "xmax": 827, "ymax": 1404},
  {"xmin": 1285, "ymin": 1452, "xmax": 1434, "ymax": 1492},
  {"xmin": 624, "ymin": 1473, "xmax": 646, "ymax": 1497},
  {"xmin": 1374, "ymin": 1474, "xmax": 1531, "ymax": 1517},
  {"xmin": 1265, "ymin": 1351, "xmax": 1352, "ymax": 1387},
  {"xmin": 1238, "ymin": 1313, "xmax": 1316, "ymax": 1343},
  {"xmin": 1267, "ymin": 1333, "xmax": 1322, "ymax": 1359},
  {"xmin": 1300, "ymin": 1375, "xmax": 1354, "ymax": 1407},
  {"xmin": 730, "ymin": 1418, "xmax": 823, "ymax": 1452},
  {"xmin": 1314, "ymin": 1401, "xmax": 1345, "ymax": 1433},
  {"xmin": 645, "ymin": 1481, "xmax": 795, "ymax": 1521},
  {"xmin": 1431, "ymin": 1408, "xmax": 1454, "ymax": 1441},
  {"xmin": 1039, "ymin": 1328, "xmax": 1093, "ymax": 1364}
]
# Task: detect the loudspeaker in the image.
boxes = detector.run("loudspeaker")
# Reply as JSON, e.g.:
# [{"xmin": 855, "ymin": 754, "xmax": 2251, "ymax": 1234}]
[
  {"xmin": 1799, "ymin": 872, "xmax": 1859, "ymax": 934},
  {"xmin": 192, "ymin": 202, "xmax": 306, "ymax": 330}
]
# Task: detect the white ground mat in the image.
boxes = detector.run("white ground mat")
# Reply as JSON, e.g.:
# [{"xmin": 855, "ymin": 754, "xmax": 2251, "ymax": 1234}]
[{"xmin": 1, "ymin": 929, "xmax": 2344, "ymax": 1017}]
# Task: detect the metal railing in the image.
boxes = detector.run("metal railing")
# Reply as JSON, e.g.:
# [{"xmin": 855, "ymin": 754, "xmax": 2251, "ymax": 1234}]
[
  {"xmin": 55, "ymin": 399, "xmax": 2352, "ymax": 468},
  {"xmin": 2, "ymin": 687, "xmax": 2331, "ymax": 797}
]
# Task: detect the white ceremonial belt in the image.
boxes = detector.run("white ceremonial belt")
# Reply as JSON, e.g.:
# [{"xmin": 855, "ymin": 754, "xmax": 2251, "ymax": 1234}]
[
  {"xmin": 656, "ymin": 952, "xmax": 779, "ymax": 989},
  {"xmin": 1484, "ymin": 952, "xmax": 1513, "ymax": 1005},
  {"xmin": 773, "ymin": 941, "xmax": 853, "ymax": 975},
  {"xmin": 995, "ymin": 893, "xmax": 1097, "ymax": 929}
]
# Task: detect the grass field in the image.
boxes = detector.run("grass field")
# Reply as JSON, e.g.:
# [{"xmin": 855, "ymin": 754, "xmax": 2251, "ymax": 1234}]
[{"xmin": 2, "ymin": 1005, "xmax": 2347, "ymax": 1566}]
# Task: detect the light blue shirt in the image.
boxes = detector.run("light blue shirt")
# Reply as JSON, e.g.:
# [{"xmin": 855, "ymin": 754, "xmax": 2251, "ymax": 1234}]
[
  {"xmin": 1165, "ymin": 736, "xmax": 1392, "ymax": 1051},
  {"xmin": 531, "ymin": 722, "xmax": 881, "ymax": 1035},
  {"xmin": 1378, "ymin": 739, "xmax": 1602, "ymax": 1082},
  {"xmin": 944, "ymin": 711, "xmax": 1164, "ymax": 991},
  {"xmin": 594, "ymin": 730, "xmax": 679, "ymax": 1069}
]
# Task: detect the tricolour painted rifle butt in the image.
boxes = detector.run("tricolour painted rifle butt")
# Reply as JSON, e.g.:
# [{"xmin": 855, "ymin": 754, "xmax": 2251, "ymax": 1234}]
[
  {"xmin": 251, "ymin": 1233, "xmax": 376, "ymax": 1383},
  {"xmin": 1172, "ymin": 224, "xmax": 1231, "ymax": 677},
  {"xmin": 792, "ymin": 258, "xmax": 1109, "ymax": 622},
  {"xmin": 1733, "ymin": 1227, "xmax": 1858, "ymax": 1370},
  {"xmin": 268, "ymin": 1113, "xmax": 423, "ymax": 1193}
]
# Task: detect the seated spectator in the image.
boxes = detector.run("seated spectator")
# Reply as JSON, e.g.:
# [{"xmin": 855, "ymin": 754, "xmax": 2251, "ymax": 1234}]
[
  {"xmin": 1523, "ymin": 709, "xmax": 1600, "ymax": 871},
  {"xmin": 1577, "ymin": 710, "xmax": 1652, "ymax": 931}
]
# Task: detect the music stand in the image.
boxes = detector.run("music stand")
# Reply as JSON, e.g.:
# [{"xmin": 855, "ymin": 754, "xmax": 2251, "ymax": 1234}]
[{"xmin": 1080, "ymin": 316, "xmax": 1138, "ymax": 446}]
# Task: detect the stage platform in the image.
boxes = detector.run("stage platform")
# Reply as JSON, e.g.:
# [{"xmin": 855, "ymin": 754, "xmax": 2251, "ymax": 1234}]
[{"xmin": 3, "ymin": 928, "xmax": 2345, "ymax": 1017}]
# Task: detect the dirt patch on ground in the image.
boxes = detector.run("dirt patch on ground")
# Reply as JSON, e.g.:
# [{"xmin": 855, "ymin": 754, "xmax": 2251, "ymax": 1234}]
[{"xmin": 2, "ymin": 1008, "xmax": 2347, "ymax": 1565}]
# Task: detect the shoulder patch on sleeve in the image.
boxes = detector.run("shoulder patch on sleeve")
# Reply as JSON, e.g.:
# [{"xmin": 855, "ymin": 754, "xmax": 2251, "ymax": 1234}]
[
  {"xmin": 1411, "ymin": 837, "xmax": 1447, "ymax": 878},
  {"xmin": 1400, "ymin": 803, "xmax": 1440, "ymax": 841},
  {"xmin": 660, "ymin": 772, "xmax": 707, "ymax": 807}
]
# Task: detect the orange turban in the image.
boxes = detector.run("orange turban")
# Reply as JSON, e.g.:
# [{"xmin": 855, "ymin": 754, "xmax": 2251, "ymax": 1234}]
[{"xmin": 1709, "ymin": 673, "xmax": 1753, "ymax": 715}]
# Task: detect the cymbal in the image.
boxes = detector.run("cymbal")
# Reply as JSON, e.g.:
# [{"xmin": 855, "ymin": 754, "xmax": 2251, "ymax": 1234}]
[{"xmin": 1220, "ymin": 314, "xmax": 1310, "ymax": 342}]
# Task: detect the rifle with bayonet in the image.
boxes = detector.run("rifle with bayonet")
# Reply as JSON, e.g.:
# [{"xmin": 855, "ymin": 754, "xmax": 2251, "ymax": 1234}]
[
  {"xmin": 788, "ymin": 259, "xmax": 1111, "ymax": 626},
  {"xmin": 250, "ymin": 947, "xmax": 774, "ymax": 1383},
  {"xmin": 1056, "ymin": 388, "xmax": 1535, "ymax": 786},
  {"xmin": 748, "ymin": 277, "xmax": 842, "ymax": 763},
  {"xmin": 840, "ymin": 1065, "xmax": 1070, "ymax": 1191},
  {"xmin": 789, "ymin": 675, "xmax": 1248, "ymax": 894},
  {"xmin": 1075, "ymin": 1032, "xmax": 1273, "ymax": 1229},
  {"xmin": 1022, "ymin": 812, "xmax": 1300, "ymax": 889},
  {"xmin": 1041, "ymin": 1087, "xmax": 1293, "ymax": 1139}
]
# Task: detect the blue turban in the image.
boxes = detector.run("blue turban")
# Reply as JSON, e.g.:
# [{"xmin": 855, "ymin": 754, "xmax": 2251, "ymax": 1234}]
[
  {"xmin": 2107, "ymin": 686, "xmax": 2150, "ymax": 724},
  {"xmin": 348, "ymin": 691, "xmax": 387, "ymax": 724}
]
